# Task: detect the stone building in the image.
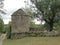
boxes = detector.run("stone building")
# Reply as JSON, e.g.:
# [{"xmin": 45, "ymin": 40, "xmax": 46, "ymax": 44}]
[{"xmin": 11, "ymin": 9, "xmax": 30, "ymax": 34}]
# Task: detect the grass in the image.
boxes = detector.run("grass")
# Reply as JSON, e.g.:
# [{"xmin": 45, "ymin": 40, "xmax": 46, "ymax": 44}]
[{"xmin": 3, "ymin": 37, "xmax": 60, "ymax": 45}]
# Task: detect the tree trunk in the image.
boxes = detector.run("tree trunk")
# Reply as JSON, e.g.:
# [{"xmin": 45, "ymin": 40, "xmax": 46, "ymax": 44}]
[{"xmin": 49, "ymin": 20, "xmax": 54, "ymax": 31}]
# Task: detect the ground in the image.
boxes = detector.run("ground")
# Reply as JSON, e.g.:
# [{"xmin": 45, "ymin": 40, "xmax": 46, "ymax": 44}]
[
  {"xmin": 3, "ymin": 37, "xmax": 60, "ymax": 45},
  {"xmin": 0, "ymin": 34, "xmax": 6, "ymax": 45}
]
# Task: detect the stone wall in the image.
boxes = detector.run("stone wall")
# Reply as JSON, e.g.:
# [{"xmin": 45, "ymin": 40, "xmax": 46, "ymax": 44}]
[
  {"xmin": 11, "ymin": 16, "xmax": 29, "ymax": 33},
  {"xmin": 11, "ymin": 31, "xmax": 59, "ymax": 39},
  {"xmin": 11, "ymin": 9, "xmax": 30, "ymax": 39}
]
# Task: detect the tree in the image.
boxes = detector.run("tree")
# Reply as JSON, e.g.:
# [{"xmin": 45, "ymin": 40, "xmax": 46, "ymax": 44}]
[
  {"xmin": 0, "ymin": 0, "xmax": 6, "ymax": 13},
  {"xmin": 0, "ymin": 0, "xmax": 6, "ymax": 18},
  {"xmin": 30, "ymin": 0, "xmax": 60, "ymax": 31},
  {"xmin": 6, "ymin": 21, "xmax": 12, "ymax": 39},
  {"xmin": 0, "ymin": 18, "xmax": 4, "ymax": 33}
]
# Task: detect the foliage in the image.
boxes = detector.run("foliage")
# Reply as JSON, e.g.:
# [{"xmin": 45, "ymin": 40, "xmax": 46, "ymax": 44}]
[
  {"xmin": 0, "ymin": 18, "xmax": 4, "ymax": 33},
  {"xmin": 4, "ymin": 21, "xmax": 12, "ymax": 39},
  {"xmin": 4, "ymin": 24, "xmax": 10, "ymax": 33},
  {"xmin": 6, "ymin": 21, "xmax": 12, "ymax": 39},
  {"xmin": 0, "ymin": 0, "xmax": 6, "ymax": 15},
  {"xmin": 30, "ymin": 0, "xmax": 60, "ymax": 31},
  {"xmin": 30, "ymin": 21, "xmax": 43, "ymax": 29},
  {"xmin": 0, "ymin": 0, "xmax": 4, "ymax": 1},
  {"xmin": 54, "ymin": 21, "xmax": 60, "ymax": 31}
]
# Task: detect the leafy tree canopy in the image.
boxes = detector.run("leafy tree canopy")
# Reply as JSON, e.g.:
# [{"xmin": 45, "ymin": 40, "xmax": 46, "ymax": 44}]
[{"xmin": 30, "ymin": 0, "xmax": 60, "ymax": 31}]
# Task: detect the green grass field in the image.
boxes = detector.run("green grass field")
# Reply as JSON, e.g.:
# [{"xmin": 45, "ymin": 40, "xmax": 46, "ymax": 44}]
[{"xmin": 3, "ymin": 37, "xmax": 60, "ymax": 45}]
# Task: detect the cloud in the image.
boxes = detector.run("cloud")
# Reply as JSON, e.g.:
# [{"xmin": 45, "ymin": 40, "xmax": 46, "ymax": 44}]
[{"xmin": 4, "ymin": 0, "xmax": 25, "ymax": 11}]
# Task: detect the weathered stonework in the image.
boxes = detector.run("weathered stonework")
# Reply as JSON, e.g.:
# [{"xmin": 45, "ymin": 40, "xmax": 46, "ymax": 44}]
[{"xmin": 11, "ymin": 9, "xmax": 30, "ymax": 39}]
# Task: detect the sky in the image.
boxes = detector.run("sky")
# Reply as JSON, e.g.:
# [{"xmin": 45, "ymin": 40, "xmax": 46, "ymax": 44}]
[{"xmin": 3, "ymin": 0, "xmax": 42, "ymax": 24}]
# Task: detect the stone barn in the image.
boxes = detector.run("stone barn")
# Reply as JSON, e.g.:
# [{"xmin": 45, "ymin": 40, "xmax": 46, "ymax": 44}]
[{"xmin": 11, "ymin": 9, "xmax": 30, "ymax": 39}]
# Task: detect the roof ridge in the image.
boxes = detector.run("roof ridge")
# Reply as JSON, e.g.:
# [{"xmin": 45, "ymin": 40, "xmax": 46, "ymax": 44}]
[{"xmin": 12, "ymin": 9, "xmax": 29, "ymax": 16}]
